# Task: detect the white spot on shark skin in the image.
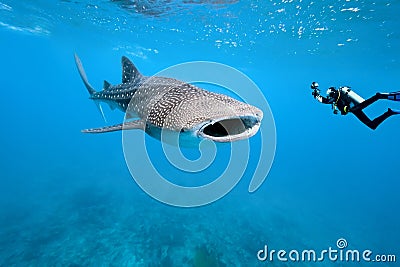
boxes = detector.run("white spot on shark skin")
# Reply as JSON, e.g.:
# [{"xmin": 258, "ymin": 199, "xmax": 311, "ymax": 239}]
[{"xmin": 77, "ymin": 55, "xmax": 263, "ymax": 143}]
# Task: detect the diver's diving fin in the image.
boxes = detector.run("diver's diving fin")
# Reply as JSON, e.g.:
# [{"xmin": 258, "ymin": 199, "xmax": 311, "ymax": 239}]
[
  {"xmin": 389, "ymin": 108, "xmax": 400, "ymax": 115},
  {"xmin": 81, "ymin": 120, "xmax": 145, "ymax": 133},
  {"xmin": 388, "ymin": 92, "xmax": 400, "ymax": 101}
]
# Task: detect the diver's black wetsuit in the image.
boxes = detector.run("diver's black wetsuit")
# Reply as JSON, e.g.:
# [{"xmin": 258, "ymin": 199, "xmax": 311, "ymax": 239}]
[
  {"xmin": 314, "ymin": 87, "xmax": 351, "ymax": 115},
  {"xmin": 312, "ymin": 85, "xmax": 399, "ymax": 130}
]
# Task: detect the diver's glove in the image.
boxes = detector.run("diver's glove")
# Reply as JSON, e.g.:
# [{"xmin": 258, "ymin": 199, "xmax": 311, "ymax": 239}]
[{"xmin": 311, "ymin": 89, "xmax": 321, "ymax": 98}]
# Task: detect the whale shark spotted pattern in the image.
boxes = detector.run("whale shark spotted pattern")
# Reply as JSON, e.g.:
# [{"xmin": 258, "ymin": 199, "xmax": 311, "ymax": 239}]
[{"xmin": 74, "ymin": 54, "xmax": 263, "ymax": 143}]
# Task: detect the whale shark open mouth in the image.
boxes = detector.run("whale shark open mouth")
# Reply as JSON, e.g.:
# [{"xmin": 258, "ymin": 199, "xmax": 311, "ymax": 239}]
[{"xmin": 198, "ymin": 115, "xmax": 261, "ymax": 142}]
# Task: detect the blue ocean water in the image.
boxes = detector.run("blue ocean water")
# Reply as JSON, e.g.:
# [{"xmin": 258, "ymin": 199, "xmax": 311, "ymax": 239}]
[{"xmin": 0, "ymin": 0, "xmax": 399, "ymax": 266}]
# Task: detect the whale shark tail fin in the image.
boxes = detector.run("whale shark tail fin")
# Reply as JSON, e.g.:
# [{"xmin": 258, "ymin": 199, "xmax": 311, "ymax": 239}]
[
  {"xmin": 74, "ymin": 53, "xmax": 96, "ymax": 95},
  {"xmin": 74, "ymin": 53, "xmax": 107, "ymax": 122}
]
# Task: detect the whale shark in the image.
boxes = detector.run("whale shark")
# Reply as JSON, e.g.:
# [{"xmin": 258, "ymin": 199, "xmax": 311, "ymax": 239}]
[{"xmin": 74, "ymin": 54, "xmax": 263, "ymax": 143}]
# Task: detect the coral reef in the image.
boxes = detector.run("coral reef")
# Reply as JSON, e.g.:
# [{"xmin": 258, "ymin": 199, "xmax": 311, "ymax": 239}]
[{"xmin": 192, "ymin": 245, "xmax": 226, "ymax": 267}]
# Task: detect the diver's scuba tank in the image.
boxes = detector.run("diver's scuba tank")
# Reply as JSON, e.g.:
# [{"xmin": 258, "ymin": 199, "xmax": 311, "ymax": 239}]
[{"xmin": 339, "ymin": 86, "xmax": 365, "ymax": 105}]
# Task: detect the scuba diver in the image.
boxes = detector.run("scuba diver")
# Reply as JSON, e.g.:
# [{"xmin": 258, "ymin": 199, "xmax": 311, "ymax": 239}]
[{"xmin": 311, "ymin": 82, "xmax": 400, "ymax": 130}]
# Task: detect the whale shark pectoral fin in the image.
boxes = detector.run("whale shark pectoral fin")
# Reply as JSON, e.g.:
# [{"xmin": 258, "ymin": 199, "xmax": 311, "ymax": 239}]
[{"xmin": 81, "ymin": 120, "xmax": 145, "ymax": 133}]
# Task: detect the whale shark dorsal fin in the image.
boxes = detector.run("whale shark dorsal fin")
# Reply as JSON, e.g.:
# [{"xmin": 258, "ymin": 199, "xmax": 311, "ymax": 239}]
[
  {"xmin": 103, "ymin": 80, "xmax": 111, "ymax": 90},
  {"xmin": 122, "ymin": 56, "xmax": 143, "ymax": 84}
]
